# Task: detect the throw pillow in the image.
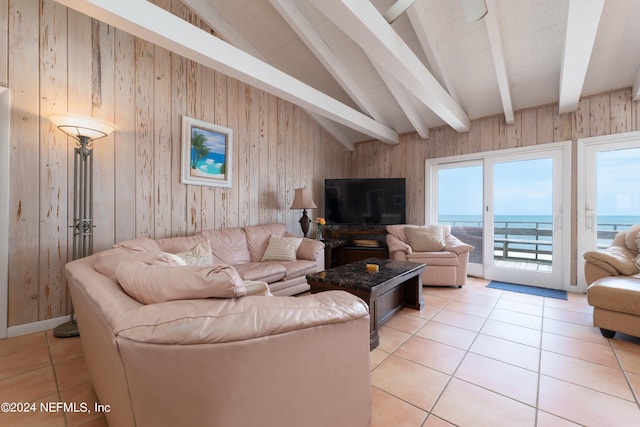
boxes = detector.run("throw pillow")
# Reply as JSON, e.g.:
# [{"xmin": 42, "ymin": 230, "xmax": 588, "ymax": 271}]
[
  {"xmin": 174, "ymin": 238, "xmax": 214, "ymax": 266},
  {"xmin": 404, "ymin": 225, "xmax": 446, "ymax": 252},
  {"xmin": 624, "ymin": 224, "xmax": 640, "ymax": 254},
  {"xmin": 261, "ymin": 234, "xmax": 303, "ymax": 262},
  {"xmin": 115, "ymin": 263, "xmax": 246, "ymax": 304}
]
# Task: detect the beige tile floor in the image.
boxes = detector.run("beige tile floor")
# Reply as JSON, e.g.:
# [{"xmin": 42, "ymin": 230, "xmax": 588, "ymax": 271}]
[
  {"xmin": 370, "ymin": 277, "xmax": 640, "ymax": 427},
  {"xmin": 1, "ymin": 276, "xmax": 640, "ymax": 426}
]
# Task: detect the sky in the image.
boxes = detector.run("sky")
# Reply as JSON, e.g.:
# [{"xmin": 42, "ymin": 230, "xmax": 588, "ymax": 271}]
[
  {"xmin": 192, "ymin": 126, "xmax": 227, "ymax": 157},
  {"xmin": 596, "ymin": 148, "xmax": 640, "ymax": 216},
  {"xmin": 438, "ymin": 159, "xmax": 552, "ymax": 216},
  {"xmin": 438, "ymin": 147, "xmax": 640, "ymax": 218}
]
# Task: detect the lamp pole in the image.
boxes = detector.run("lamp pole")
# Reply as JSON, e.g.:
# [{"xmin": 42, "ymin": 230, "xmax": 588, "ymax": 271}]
[
  {"xmin": 54, "ymin": 135, "xmax": 94, "ymax": 338},
  {"xmin": 49, "ymin": 114, "xmax": 114, "ymax": 338}
]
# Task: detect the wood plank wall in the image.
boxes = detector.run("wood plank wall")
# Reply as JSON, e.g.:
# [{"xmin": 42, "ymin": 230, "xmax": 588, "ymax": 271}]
[
  {"xmin": 2, "ymin": 0, "xmax": 350, "ymax": 327},
  {"xmin": 3, "ymin": 0, "xmax": 638, "ymax": 328},
  {"xmin": 350, "ymin": 88, "xmax": 640, "ymax": 284}
]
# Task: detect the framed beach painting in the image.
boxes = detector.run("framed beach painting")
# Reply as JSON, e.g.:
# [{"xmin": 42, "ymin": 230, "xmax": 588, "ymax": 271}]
[{"xmin": 181, "ymin": 116, "xmax": 233, "ymax": 188}]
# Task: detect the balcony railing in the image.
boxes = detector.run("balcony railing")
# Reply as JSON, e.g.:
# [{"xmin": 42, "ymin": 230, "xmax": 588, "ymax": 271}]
[{"xmin": 442, "ymin": 220, "xmax": 636, "ymax": 264}]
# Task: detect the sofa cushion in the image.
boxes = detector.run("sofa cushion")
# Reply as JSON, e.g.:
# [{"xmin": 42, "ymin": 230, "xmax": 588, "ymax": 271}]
[
  {"xmin": 407, "ymin": 251, "xmax": 458, "ymax": 265},
  {"xmin": 201, "ymin": 228, "xmax": 251, "ymax": 265},
  {"xmin": 261, "ymin": 235, "xmax": 303, "ymax": 262},
  {"xmin": 115, "ymin": 263, "xmax": 246, "ymax": 304},
  {"xmin": 281, "ymin": 260, "xmax": 318, "ymax": 279},
  {"xmin": 112, "ymin": 290, "xmax": 369, "ymax": 345},
  {"xmin": 587, "ymin": 277, "xmax": 640, "ymax": 315},
  {"xmin": 174, "ymin": 238, "xmax": 214, "ymax": 266},
  {"xmin": 233, "ymin": 262, "xmax": 286, "ymax": 283},
  {"xmin": 287, "ymin": 235, "xmax": 324, "ymax": 261},
  {"xmin": 405, "ymin": 225, "xmax": 446, "ymax": 252},
  {"xmin": 115, "ymin": 237, "xmax": 161, "ymax": 253},
  {"xmin": 156, "ymin": 235, "xmax": 205, "ymax": 254},
  {"xmin": 584, "ymin": 246, "xmax": 638, "ymax": 276},
  {"xmin": 244, "ymin": 223, "xmax": 287, "ymax": 261},
  {"xmin": 95, "ymin": 248, "xmax": 184, "ymax": 282}
]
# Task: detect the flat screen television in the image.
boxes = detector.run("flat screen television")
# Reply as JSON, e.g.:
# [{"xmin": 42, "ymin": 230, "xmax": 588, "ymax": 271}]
[{"xmin": 324, "ymin": 178, "xmax": 406, "ymax": 225}]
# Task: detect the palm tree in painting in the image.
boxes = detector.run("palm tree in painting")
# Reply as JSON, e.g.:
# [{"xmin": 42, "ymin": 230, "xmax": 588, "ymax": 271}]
[{"xmin": 190, "ymin": 132, "xmax": 210, "ymax": 169}]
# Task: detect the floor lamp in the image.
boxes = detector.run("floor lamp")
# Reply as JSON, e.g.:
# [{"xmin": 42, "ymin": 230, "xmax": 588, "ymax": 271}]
[{"xmin": 49, "ymin": 113, "xmax": 115, "ymax": 338}]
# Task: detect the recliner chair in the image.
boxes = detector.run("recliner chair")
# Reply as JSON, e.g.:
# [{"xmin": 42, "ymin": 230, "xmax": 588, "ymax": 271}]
[{"xmin": 386, "ymin": 224, "xmax": 474, "ymax": 287}]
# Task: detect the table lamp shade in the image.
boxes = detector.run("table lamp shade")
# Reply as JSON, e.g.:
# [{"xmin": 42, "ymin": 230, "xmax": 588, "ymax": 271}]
[{"xmin": 291, "ymin": 187, "xmax": 317, "ymax": 209}]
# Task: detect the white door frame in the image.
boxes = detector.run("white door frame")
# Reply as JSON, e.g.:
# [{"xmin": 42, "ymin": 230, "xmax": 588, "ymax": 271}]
[
  {"xmin": 1, "ymin": 87, "xmax": 10, "ymax": 339},
  {"xmin": 425, "ymin": 159, "xmax": 484, "ymax": 277},
  {"xmin": 426, "ymin": 141, "xmax": 572, "ymax": 289},
  {"xmin": 577, "ymin": 130, "xmax": 640, "ymax": 290}
]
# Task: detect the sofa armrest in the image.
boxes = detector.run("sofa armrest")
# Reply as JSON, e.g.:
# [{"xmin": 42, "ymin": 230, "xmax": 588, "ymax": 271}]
[
  {"xmin": 583, "ymin": 246, "xmax": 638, "ymax": 276},
  {"xmin": 444, "ymin": 234, "xmax": 474, "ymax": 255},
  {"xmin": 386, "ymin": 234, "xmax": 412, "ymax": 255}
]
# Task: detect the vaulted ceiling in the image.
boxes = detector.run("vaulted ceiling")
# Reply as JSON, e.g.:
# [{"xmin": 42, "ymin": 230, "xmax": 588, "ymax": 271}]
[{"xmin": 57, "ymin": 0, "xmax": 640, "ymax": 150}]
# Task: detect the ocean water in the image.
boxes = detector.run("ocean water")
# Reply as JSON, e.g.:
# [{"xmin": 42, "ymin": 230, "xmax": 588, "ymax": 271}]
[{"xmin": 193, "ymin": 150, "xmax": 226, "ymax": 175}]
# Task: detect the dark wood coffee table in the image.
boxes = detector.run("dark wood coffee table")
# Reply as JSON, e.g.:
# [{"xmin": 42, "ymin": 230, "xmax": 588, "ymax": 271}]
[{"xmin": 306, "ymin": 258, "xmax": 425, "ymax": 350}]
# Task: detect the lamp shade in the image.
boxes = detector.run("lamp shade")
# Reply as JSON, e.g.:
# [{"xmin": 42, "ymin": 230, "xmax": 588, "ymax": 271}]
[
  {"xmin": 291, "ymin": 187, "xmax": 317, "ymax": 209},
  {"xmin": 49, "ymin": 113, "xmax": 115, "ymax": 141}
]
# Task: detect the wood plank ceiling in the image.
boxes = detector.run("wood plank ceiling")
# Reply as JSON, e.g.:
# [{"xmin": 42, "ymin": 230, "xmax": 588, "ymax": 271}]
[{"xmin": 57, "ymin": 0, "xmax": 640, "ymax": 150}]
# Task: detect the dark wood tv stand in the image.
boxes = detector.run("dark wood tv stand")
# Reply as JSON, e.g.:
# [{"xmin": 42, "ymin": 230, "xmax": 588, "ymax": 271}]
[{"xmin": 324, "ymin": 226, "xmax": 388, "ymax": 265}]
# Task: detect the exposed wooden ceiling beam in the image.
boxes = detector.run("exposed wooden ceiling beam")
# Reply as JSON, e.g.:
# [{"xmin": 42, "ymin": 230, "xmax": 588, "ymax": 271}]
[
  {"xmin": 370, "ymin": 58, "xmax": 430, "ymax": 139},
  {"xmin": 268, "ymin": 0, "xmax": 388, "ymax": 126},
  {"xmin": 55, "ymin": 0, "xmax": 399, "ymax": 146},
  {"xmin": 484, "ymin": 0, "xmax": 514, "ymax": 124},
  {"xmin": 558, "ymin": 0, "xmax": 605, "ymax": 114},
  {"xmin": 311, "ymin": 0, "xmax": 470, "ymax": 133},
  {"xmin": 309, "ymin": 114, "xmax": 355, "ymax": 151},
  {"xmin": 183, "ymin": 0, "xmax": 358, "ymax": 151}
]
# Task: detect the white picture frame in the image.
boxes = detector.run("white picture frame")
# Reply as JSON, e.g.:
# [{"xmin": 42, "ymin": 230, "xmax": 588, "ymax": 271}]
[{"xmin": 181, "ymin": 116, "xmax": 233, "ymax": 188}]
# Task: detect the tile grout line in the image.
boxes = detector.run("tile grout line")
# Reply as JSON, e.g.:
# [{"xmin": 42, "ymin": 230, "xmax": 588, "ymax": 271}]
[{"xmin": 45, "ymin": 332, "xmax": 71, "ymax": 427}]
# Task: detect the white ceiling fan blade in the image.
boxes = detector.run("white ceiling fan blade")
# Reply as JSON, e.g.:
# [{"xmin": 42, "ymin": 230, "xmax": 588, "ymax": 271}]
[{"xmin": 461, "ymin": 0, "xmax": 488, "ymax": 23}]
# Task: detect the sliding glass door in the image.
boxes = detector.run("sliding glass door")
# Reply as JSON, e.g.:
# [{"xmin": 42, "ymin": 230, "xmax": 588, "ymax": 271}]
[
  {"xmin": 484, "ymin": 153, "xmax": 564, "ymax": 288},
  {"xmin": 578, "ymin": 132, "xmax": 640, "ymax": 288},
  {"xmin": 436, "ymin": 162, "xmax": 483, "ymax": 277},
  {"xmin": 428, "ymin": 142, "xmax": 571, "ymax": 289}
]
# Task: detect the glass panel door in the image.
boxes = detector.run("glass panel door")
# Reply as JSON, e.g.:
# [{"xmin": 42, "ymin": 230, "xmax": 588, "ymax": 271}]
[
  {"xmin": 427, "ymin": 142, "xmax": 570, "ymax": 289},
  {"xmin": 595, "ymin": 148, "xmax": 640, "ymax": 247},
  {"xmin": 483, "ymin": 150, "xmax": 566, "ymax": 289},
  {"xmin": 436, "ymin": 163, "xmax": 483, "ymax": 277},
  {"xmin": 578, "ymin": 134, "xmax": 640, "ymax": 287}
]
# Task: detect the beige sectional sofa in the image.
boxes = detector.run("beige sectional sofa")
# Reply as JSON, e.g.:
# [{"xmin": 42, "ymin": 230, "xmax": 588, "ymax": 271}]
[
  {"xmin": 64, "ymin": 223, "xmax": 372, "ymax": 427},
  {"xmin": 155, "ymin": 222, "xmax": 325, "ymax": 296}
]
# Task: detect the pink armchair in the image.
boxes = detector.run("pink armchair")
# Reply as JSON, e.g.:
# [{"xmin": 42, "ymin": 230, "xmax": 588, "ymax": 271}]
[{"xmin": 386, "ymin": 224, "xmax": 474, "ymax": 287}]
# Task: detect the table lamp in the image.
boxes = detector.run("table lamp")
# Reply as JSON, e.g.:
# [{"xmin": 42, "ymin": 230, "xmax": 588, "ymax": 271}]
[{"xmin": 291, "ymin": 187, "xmax": 317, "ymax": 237}]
